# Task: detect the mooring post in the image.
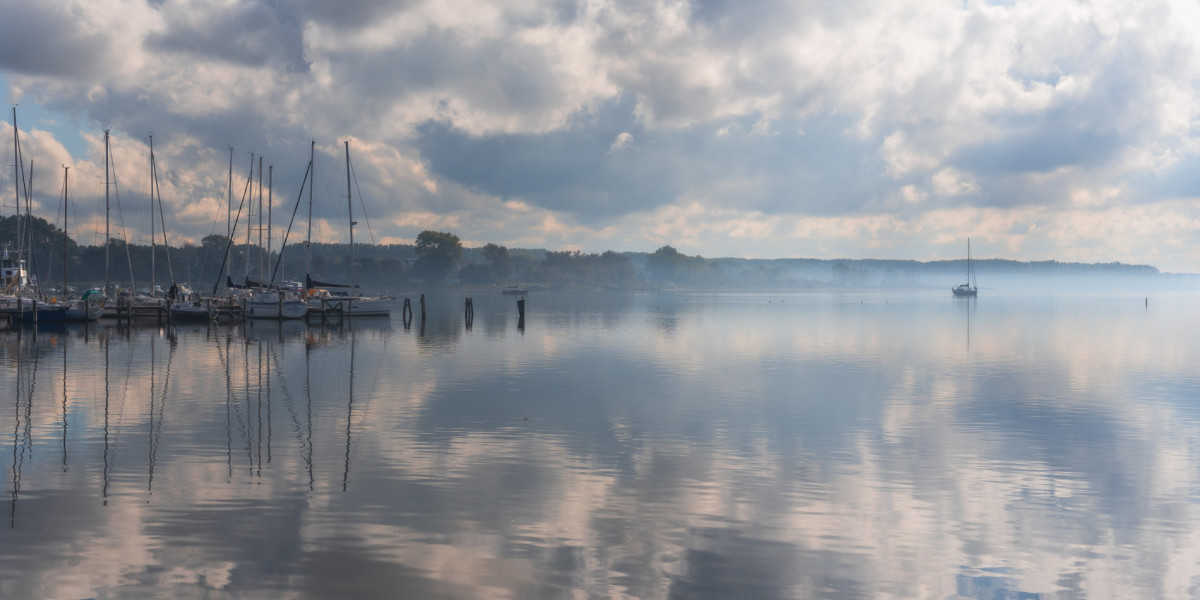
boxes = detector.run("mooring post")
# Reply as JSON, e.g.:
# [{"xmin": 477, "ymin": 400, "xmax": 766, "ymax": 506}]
[
  {"xmin": 402, "ymin": 298, "xmax": 413, "ymax": 328},
  {"xmin": 420, "ymin": 293, "xmax": 426, "ymax": 321}
]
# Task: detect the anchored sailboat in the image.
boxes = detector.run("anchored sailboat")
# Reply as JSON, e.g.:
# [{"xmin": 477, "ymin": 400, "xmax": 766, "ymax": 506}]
[
  {"xmin": 306, "ymin": 140, "xmax": 391, "ymax": 317},
  {"xmin": 952, "ymin": 239, "xmax": 978, "ymax": 297}
]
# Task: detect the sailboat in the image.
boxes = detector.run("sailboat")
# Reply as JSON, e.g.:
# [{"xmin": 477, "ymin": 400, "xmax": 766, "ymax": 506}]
[
  {"xmin": 306, "ymin": 140, "xmax": 391, "ymax": 318},
  {"xmin": 243, "ymin": 157, "xmax": 308, "ymax": 320},
  {"xmin": 952, "ymin": 238, "xmax": 978, "ymax": 297}
]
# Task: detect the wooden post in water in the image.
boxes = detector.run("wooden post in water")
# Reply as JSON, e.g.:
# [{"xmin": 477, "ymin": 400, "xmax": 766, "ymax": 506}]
[
  {"xmin": 402, "ymin": 298, "xmax": 413, "ymax": 328},
  {"xmin": 517, "ymin": 296, "xmax": 525, "ymax": 331},
  {"xmin": 419, "ymin": 293, "xmax": 426, "ymax": 322},
  {"xmin": 464, "ymin": 297, "xmax": 474, "ymax": 329}
]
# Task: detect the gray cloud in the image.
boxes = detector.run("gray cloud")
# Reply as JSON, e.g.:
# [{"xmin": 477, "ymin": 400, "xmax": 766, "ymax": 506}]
[
  {"xmin": 145, "ymin": 1, "xmax": 307, "ymax": 71},
  {"xmin": 0, "ymin": 2, "xmax": 120, "ymax": 78}
]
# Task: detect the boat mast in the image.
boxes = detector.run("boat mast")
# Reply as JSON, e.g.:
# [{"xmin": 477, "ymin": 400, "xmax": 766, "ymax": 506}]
[
  {"xmin": 265, "ymin": 163, "xmax": 270, "ymax": 282},
  {"xmin": 305, "ymin": 140, "xmax": 314, "ymax": 277},
  {"xmin": 62, "ymin": 166, "xmax": 68, "ymax": 295},
  {"xmin": 244, "ymin": 153, "xmax": 253, "ymax": 285},
  {"xmin": 345, "ymin": 140, "xmax": 355, "ymax": 290},
  {"xmin": 225, "ymin": 146, "xmax": 232, "ymax": 289},
  {"xmin": 966, "ymin": 238, "xmax": 975, "ymax": 290},
  {"xmin": 104, "ymin": 129, "xmax": 110, "ymax": 296},
  {"xmin": 268, "ymin": 164, "xmax": 273, "ymax": 283},
  {"xmin": 149, "ymin": 135, "xmax": 157, "ymax": 295},
  {"xmin": 152, "ymin": 139, "xmax": 174, "ymax": 285},
  {"xmin": 256, "ymin": 155, "xmax": 264, "ymax": 283},
  {"xmin": 11, "ymin": 107, "xmax": 18, "ymax": 220},
  {"xmin": 12, "ymin": 107, "xmax": 25, "ymax": 280}
]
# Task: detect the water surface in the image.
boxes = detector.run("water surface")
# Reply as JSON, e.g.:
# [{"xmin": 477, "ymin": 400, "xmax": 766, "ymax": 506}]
[{"xmin": 1, "ymin": 290, "xmax": 1198, "ymax": 599}]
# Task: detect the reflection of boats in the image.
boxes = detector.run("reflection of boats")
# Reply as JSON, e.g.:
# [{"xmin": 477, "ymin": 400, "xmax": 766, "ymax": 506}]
[
  {"xmin": 952, "ymin": 239, "xmax": 978, "ymax": 297},
  {"xmin": 502, "ymin": 286, "xmax": 527, "ymax": 295}
]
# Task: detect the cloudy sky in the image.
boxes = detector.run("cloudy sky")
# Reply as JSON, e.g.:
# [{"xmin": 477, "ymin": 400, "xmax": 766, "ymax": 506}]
[{"xmin": 2, "ymin": 0, "xmax": 1200, "ymax": 272}]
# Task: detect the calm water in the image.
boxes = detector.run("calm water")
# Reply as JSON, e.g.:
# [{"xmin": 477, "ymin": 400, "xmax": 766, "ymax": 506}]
[{"xmin": 1, "ymin": 290, "xmax": 1198, "ymax": 599}]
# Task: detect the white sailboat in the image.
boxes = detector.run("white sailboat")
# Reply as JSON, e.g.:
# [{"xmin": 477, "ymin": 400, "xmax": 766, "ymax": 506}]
[
  {"xmin": 952, "ymin": 239, "xmax": 978, "ymax": 297},
  {"xmin": 242, "ymin": 157, "xmax": 308, "ymax": 320},
  {"xmin": 307, "ymin": 140, "xmax": 391, "ymax": 317}
]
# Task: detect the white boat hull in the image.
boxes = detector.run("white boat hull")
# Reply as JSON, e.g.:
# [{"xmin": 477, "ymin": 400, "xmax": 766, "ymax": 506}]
[
  {"xmin": 309, "ymin": 296, "xmax": 391, "ymax": 317},
  {"xmin": 244, "ymin": 292, "xmax": 309, "ymax": 319}
]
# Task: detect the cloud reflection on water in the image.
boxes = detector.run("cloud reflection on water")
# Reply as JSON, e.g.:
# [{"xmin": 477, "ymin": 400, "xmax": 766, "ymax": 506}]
[{"xmin": 0, "ymin": 291, "xmax": 1198, "ymax": 598}]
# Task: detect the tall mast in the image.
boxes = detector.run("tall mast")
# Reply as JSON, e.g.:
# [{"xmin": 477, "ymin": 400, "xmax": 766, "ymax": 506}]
[
  {"xmin": 345, "ymin": 140, "xmax": 355, "ymax": 290},
  {"xmin": 63, "ymin": 166, "xmax": 68, "ymax": 295},
  {"xmin": 227, "ymin": 147, "xmax": 233, "ymax": 239},
  {"xmin": 257, "ymin": 155, "xmax": 264, "ymax": 281},
  {"xmin": 13, "ymin": 107, "xmax": 26, "ymax": 265},
  {"xmin": 244, "ymin": 153, "xmax": 254, "ymax": 283},
  {"xmin": 225, "ymin": 146, "xmax": 232, "ymax": 288},
  {"xmin": 153, "ymin": 138, "xmax": 174, "ymax": 284},
  {"xmin": 267, "ymin": 164, "xmax": 273, "ymax": 282},
  {"xmin": 149, "ymin": 135, "xmax": 156, "ymax": 294},
  {"xmin": 305, "ymin": 140, "xmax": 314, "ymax": 278},
  {"xmin": 11, "ymin": 107, "xmax": 17, "ymax": 219},
  {"xmin": 104, "ymin": 129, "xmax": 110, "ymax": 295}
]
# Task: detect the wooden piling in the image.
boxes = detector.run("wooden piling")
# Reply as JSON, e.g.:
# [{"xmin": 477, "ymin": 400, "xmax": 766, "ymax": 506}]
[{"xmin": 402, "ymin": 298, "xmax": 413, "ymax": 328}]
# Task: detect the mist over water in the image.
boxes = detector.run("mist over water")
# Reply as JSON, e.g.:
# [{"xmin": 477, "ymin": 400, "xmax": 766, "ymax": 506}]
[{"xmin": 1, "ymin": 289, "xmax": 1198, "ymax": 599}]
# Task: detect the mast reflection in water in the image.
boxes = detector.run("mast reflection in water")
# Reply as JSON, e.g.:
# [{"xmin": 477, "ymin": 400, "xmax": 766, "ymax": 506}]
[{"xmin": 0, "ymin": 290, "xmax": 1199, "ymax": 599}]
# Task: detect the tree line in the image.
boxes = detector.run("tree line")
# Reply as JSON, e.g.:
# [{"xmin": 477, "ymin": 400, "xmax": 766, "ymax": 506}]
[{"xmin": 1, "ymin": 215, "xmax": 1175, "ymax": 293}]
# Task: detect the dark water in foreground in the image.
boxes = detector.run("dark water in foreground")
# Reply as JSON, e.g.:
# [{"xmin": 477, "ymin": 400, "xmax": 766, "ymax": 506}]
[{"xmin": 1, "ymin": 290, "xmax": 1198, "ymax": 599}]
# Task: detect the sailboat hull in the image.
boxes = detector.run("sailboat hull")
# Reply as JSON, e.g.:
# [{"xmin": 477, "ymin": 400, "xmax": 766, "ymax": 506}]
[
  {"xmin": 244, "ymin": 292, "xmax": 309, "ymax": 319},
  {"xmin": 309, "ymin": 296, "xmax": 392, "ymax": 317}
]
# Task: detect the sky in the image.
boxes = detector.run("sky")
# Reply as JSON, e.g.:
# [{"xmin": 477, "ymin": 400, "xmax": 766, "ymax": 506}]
[{"xmin": 1, "ymin": 0, "xmax": 1200, "ymax": 272}]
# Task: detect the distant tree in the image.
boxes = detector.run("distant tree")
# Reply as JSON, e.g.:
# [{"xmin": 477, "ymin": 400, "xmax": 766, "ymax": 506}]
[
  {"xmin": 646, "ymin": 245, "xmax": 684, "ymax": 281},
  {"xmin": 413, "ymin": 230, "xmax": 463, "ymax": 282},
  {"xmin": 483, "ymin": 243, "xmax": 511, "ymax": 280}
]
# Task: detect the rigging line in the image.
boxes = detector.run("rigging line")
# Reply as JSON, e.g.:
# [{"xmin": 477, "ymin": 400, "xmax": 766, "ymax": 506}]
[
  {"xmin": 150, "ymin": 139, "xmax": 175, "ymax": 283},
  {"xmin": 106, "ymin": 143, "xmax": 137, "ymax": 289},
  {"xmin": 197, "ymin": 147, "xmax": 235, "ymax": 288},
  {"xmin": 209, "ymin": 156, "xmax": 256, "ymax": 296},
  {"xmin": 347, "ymin": 150, "xmax": 392, "ymax": 292},
  {"xmin": 269, "ymin": 160, "xmax": 312, "ymax": 284},
  {"xmin": 347, "ymin": 154, "xmax": 377, "ymax": 245}
]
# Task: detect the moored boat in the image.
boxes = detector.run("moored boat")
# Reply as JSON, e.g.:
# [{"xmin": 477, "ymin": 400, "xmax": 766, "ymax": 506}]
[{"xmin": 952, "ymin": 239, "xmax": 978, "ymax": 297}]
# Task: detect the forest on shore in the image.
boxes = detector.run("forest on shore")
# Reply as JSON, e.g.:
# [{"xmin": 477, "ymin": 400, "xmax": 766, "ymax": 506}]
[{"xmin": 2, "ymin": 215, "xmax": 1190, "ymax": 294}]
